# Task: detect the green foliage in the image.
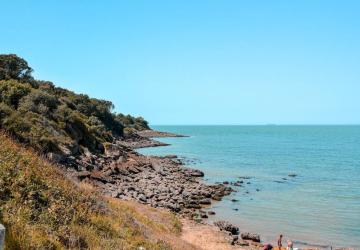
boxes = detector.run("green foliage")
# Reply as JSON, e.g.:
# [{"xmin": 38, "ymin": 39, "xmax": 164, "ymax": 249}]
[
  {"xmin": 0, "ymin": 79, "xmax": 32, "ymax": 108},
  {"xmin": 116, "ymin": 114, "xmax": 150, "ymax": 131},
  {"xmin": 0, "ymin": 54, "xmax": 150, "ymax": 155},
  {"xmin": 0, "ymin": 54, "xmax": 33, "ymax": 82}
]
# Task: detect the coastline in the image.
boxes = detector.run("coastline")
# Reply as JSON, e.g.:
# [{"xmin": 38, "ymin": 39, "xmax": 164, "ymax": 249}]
[
  {"xmin": 65, "ymin": 129, "xmax": 354, "ymax": 250},
  {"xmin": 128, "ymin": 130, "xmax": 356, "ymax": 250}
]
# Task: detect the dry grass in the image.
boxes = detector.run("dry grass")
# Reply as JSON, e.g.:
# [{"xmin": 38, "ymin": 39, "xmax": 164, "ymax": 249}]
[{"xmin": 0, "ymin": 132, "xmax": 195, "ymax": 250}]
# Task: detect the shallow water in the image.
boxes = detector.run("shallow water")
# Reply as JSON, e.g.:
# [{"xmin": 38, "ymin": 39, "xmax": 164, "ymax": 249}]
[{"xmin": 138, "ymin": 125, "xmax": 360, "ymax": 249}]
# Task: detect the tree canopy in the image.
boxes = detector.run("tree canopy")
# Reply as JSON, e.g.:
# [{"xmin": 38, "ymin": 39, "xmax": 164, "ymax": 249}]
[{"xmin": 0, "ymin": 54, "xmax": 149, "ymax": 156}]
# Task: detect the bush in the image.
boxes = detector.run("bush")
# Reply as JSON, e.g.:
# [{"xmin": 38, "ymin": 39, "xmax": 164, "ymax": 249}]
[
  {"xmin": 0, "ymin": 54, "xmax": 149, "ymax": 155},
  {"xmin": 0, "ymin": 80, "xmax": 31, "ymax": 108}
]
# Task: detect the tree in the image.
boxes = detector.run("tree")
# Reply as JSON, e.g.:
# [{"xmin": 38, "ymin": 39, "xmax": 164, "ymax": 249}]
[{"xmin": 0, "ymin": 54, "xmax": 33, "ymax": 82}]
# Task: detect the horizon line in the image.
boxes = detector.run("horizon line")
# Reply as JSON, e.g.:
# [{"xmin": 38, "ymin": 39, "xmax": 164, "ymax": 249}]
[{"xmin": 150, "ymin": 124, "xmax": 360, "ymax": 126}]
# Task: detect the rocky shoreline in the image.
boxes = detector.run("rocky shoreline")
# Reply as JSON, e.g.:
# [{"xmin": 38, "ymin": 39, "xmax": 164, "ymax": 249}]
[
  {"xmin": 65, "ymin": 131, "xmax": 234, "ymax": 221},
  {"xmin": 63, "ymin": 130, "xmax": 273, "ymax": 249},
  {"xmin": 62, "ymin": 130, "xmax": 352, "ymax": 250},
  {"xmin": 137, "ymin": 129, "xmax": 189, "ymax": 138}
]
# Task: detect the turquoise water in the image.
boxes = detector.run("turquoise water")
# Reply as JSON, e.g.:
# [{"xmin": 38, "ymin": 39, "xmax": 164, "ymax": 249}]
[{"xmin": 138, "ymin": 125, "xmax": 360, "ymax": 249}]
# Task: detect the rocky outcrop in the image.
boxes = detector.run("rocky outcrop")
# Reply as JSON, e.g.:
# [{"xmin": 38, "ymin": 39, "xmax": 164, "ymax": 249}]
[
  {"xmin": 241, "ymin": 232, "xmax": 261, "ymax": 242},
  {"xmin": 65, "ymin": 140, "xmax": 234, "ymax": 216},
  {"xmin": 214, "ymin": 221, "xmax": 239, "ymax": 235},
  {"xmin": 136, "ymin": 130, "xmax": 187, "ymax": 138},
  {"xmin": 118, "ymin": 132, "xmax": 169, "ymax": 149}
]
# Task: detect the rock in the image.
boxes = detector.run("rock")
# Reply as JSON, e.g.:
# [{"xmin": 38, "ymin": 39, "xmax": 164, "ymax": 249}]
[
  {"xmin": 231, "ymin": 199, "xmax": 239, "ymax": 202},
  {"xmin": 256, "ymin": 188, "xmax": 260, "ymax": 192},
  {"xmin": 238, "ymin": 176, "xmax": 252, "ymax": 179},
  {"xmin": 138, "ymin": 194, "xmax": 147, "ymax": 203},
  {"xmin": 231, "ymin": 235, "xmax": 238, "ymax": 245},
  {"xmin": 233, "ymin": 208, "xmax": 239, "ymax": 211},
  {"xmin": 186, "ymin": 168, "xmax": 204, "ymax": 177},
  {"xmin": 274, "ymin": 180, "xmax": 285, "ymax": 183},
  {"xmin": 223, "ymin": 181, "xmax": 229, "ymax": 185},
  {"xmin": 164, "ymin": 154, "xmax": 178, "ymax": 159},
  {"xmin": 288, "ymin": 173, "xmax": 297, "ymax": 177},
  {"xmin": 167, "ymin": 203, "xmax": 180, "ymax": 212},
  {"xmin": 214, "ymin": 221, "xmax": 239, "ymax": 235},
  {"xmin": 212, "ymin": 195, "xmax": 222, "ymax": 201},
  {"xmin": 200, "ymin": 213, "xmax": 208, "ymax": 218},
  {"xmin": 76, "ymin": 171, "xmax": 91, "ymax": 180},
  {"xmin": 199, "ymin": 198, "xmax": 212, "ymax": 205},
  {"xmin": 208, "ymin": 211, "xmax": 216, "ymax": 215},
  {"xmin": 46, "ymin": 152, "xmax": 65, "ymax": 163},
  {"xmin": 241, "ymin": 232, "xmax": 260, "ymax": 242}
]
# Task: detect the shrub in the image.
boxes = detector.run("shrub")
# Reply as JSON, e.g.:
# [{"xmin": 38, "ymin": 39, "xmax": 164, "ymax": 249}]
[{"xmin": 0, "ymin": 80, "xmax": 32, "ymax": 108}]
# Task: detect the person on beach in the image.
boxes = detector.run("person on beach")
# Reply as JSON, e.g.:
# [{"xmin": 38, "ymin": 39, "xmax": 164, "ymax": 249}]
[
  {"xmin": 277, "ymin": 234, "xmax": 283, "ymax": 250},
  {"xmin": 286, "ymin": 240, "xmax": 294, "ymax": 250}
]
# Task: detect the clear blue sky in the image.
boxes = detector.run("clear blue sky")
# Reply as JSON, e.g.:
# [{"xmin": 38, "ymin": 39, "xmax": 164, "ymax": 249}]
[{"xmin": 1, "ymin": 1, "xmax": 359, "ymax": 125}]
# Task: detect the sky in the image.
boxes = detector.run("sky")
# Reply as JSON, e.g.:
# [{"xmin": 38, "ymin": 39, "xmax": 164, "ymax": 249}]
[{"xmin": 1, "ymin": 0, "xmax": 359, "ymax": 125}]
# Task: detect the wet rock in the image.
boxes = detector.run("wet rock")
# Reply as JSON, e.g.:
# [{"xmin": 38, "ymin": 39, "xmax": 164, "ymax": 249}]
[
  {"xmin": 231, "ymin": 199, "xmax": 239, "ymax": 202},
  {"xmin": 288, "ymin": 173, "xmax": 297, "ymax": 177},
  {"xmin": 163, "ymin": 154, "xmax": 177, "ymax": 159},
  {"xmin": 238, "ymin": 176, "xmax": 252, "ymax": 179},
  {"xmin": 186, "ymin": 168, "xmax": 204, "ymax": 177},
  {"xmin": 208, "ymin": 211, "xmax": 216, "ymax": 215},
  {"xmin": 241, "ymin": 232, "xmax": 260, "ymax": 242},
  {"xmin": 212, "ymin": 195, "xmax": 222, "ymax": 201},
  {"xmin": 274, "ymin": 180, "xmax": 285, "ymax": 183},
  {"xmin": 214, "ymin": 221, "xmax": 239, "ymax": 235}
]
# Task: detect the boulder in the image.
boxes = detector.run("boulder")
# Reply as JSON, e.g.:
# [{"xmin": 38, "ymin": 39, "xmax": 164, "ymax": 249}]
[
  {"xmin": 214, "ymin": 221, "xmax": 239, "ymax": 235},
  {"xmin": 199, "ymin": 198, "xmax": 212, "ymax": 205},
  {"xmin": 186, "ymin": 168, "xmax": 204, "ymax": 177},
  {"xmin": 241, "ymin": 232, "xmax": 260, "ymax": 242}
]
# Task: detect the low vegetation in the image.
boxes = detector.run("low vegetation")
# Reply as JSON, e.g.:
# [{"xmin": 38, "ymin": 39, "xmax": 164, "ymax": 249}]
[{"xmin": 0, "ymin": 132, "xmax": 191, "ymax": 249}]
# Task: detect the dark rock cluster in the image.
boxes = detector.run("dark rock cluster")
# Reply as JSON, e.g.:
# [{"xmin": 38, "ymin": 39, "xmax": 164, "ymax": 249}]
[{"xmin": 66, "ymin": 140, "xmax": 234, "ymax": 216}]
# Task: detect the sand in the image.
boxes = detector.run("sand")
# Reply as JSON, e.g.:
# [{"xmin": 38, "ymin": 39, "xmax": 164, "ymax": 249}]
[{"xmin": 180, "ymin": 219, "xmax": 249, "ymax": 250}]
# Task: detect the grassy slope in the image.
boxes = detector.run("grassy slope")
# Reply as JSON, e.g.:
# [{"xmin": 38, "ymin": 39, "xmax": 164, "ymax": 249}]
[{"xmin": 0, "ymin": 132, "xmax": 195, "ymax": 250}]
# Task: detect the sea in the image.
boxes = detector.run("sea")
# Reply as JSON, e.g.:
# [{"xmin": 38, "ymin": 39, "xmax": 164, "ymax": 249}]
[{"xmin": 137, "ymin": 125, "xmax": 360, "ymax": 249}]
